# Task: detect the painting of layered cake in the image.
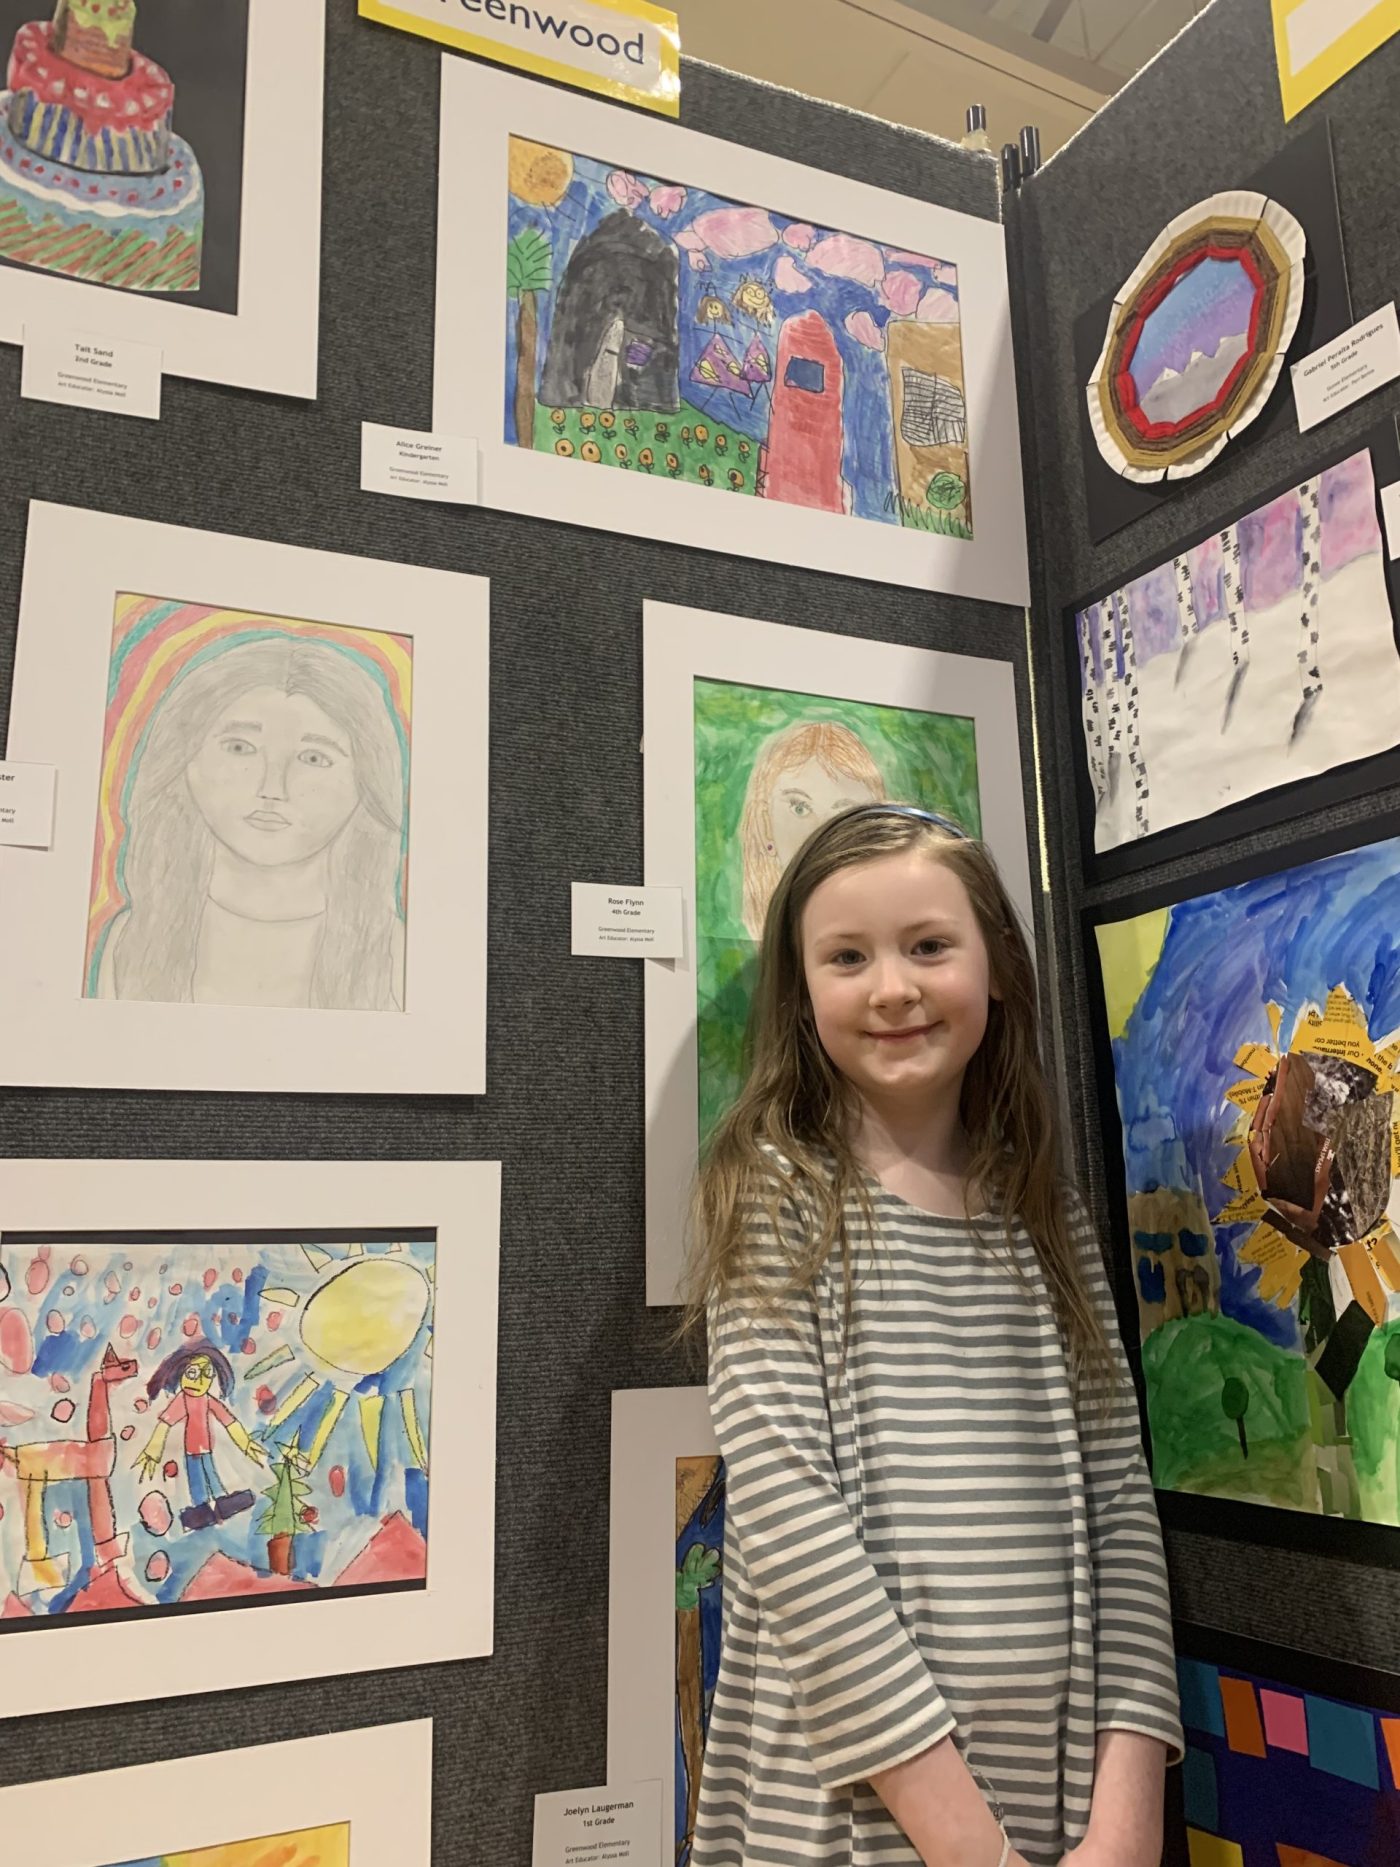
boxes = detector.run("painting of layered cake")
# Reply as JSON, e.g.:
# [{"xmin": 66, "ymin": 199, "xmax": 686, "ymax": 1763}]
[{"xmin": 0, "ymin": 0, "xmax": 204, "ymax": 292}]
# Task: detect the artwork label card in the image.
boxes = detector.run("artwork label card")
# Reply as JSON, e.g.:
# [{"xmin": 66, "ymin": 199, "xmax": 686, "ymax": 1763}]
[
  {"xmin": 532, "ymin": 1782, "xmax": 663, "ymax": 1867},
  {"xmin": 572, "ymin": 882, "xmax": 682, "ymax": 957},
  {"xmin": 1293, "ymin": 302, "xmax": 1400, "ymax": 431},
  {"xmin": 22, "ymin": 324, "xmax": 162, "ymax": 420},
  {"xmin": 0, "ymin": 760, "xmax": 56, "ymax": 848},
  {"xmin": 361, "ymin": 422, "xmax": 481, "ymax": 504}
]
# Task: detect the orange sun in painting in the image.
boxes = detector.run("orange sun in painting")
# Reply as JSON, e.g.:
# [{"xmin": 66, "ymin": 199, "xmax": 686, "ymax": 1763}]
[{"xmin": 1218, "ymin": 985, "xmax": 1400, "ymax": 1322}]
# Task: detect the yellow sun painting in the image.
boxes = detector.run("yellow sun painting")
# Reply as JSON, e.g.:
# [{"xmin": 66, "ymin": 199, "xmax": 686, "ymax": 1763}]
[{"xmin": 1216, "ymin": 984, "xmax": 1400, "ymax": 1323}]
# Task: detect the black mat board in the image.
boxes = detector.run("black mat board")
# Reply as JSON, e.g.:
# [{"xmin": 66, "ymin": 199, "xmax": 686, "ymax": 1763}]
[
  {"xmin": 1064, "ymin": 415, "xmax": 1400, "ymax": 886},
  {"xmin": 0, "ymin": 12, "xmax": 1041, "ymax": 1857},
  {"xmin": 1074, "ymin": 117, "xmax": 1352, "ymax": 546},
  {"xmin": 1011, "ymin": 0, "xmax": 1400, "ymax": 1702},
  {"xmin": 1080, "ymin": 819, "xmax": 1400, "ymax": 1568}
]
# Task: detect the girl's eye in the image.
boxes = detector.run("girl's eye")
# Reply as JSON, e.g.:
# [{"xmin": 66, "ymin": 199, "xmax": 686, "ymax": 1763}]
[
  {"xmin": 219, "ymin": 737, "xmax": 256, "ymax": 756},
  {"xmin": 831, "ymin": 948, "xmax": 864, "ymax": 967},
  {"xmin": 297, "ymin": 748, "xmax": 334, "ymax": 769},
  {"xmin": 913, "ymin": 938, "xmax": 946, "ymax": 957},
  {"xmin": 788, "ymin": 799, "xmax": 812, "ymax": 818}
]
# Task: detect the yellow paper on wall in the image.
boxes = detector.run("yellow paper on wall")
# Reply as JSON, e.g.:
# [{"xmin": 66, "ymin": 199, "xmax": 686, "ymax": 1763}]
[
  {"xmin": 1187, "ymin": 1830, "xmax": 1244, "ymax": 1867},
  {"xmin": 360, "ymin": 0, "xmax": 681, "ymax": 116},
  {"xmin": 1272, "ymin": 0, "xmax": 1400, "ymax": 119}
]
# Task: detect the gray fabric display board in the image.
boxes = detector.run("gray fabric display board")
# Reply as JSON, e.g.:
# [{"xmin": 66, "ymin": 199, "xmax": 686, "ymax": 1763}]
[
  {"xmin": 1009, "ymin": 0, "xmax": 1400, "ymax": 1678},
  {"xmin": 0, "ymin": 11, "xmax": 1039, "ymax": 1861}
]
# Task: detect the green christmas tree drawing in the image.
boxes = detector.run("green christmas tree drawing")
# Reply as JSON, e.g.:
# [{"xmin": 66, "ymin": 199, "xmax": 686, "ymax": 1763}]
[{"xmin": 259, "ymin": 1432, "xmax": 313, "ymax": 1576}]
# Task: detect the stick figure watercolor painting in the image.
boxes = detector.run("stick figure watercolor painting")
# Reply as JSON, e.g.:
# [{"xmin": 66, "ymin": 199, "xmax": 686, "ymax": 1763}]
[
  {"xmin": 0, "ymin": 1226, "xmax": 435, "ymax": 1627},
  {"xmin": 85, "ymin": 596, "xmax": 413, "ymax": 1013}
]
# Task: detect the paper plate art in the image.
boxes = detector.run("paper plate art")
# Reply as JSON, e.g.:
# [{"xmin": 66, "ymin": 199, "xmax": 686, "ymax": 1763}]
[{"xmin": 1087, "ymin": 190, "xmax": 1307, "ymax": 483}]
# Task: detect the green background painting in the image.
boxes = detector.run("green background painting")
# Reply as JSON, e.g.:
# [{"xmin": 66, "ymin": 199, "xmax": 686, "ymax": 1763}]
[{"xmin": 694, "ymin": 676, "xmax": 981, "ymax": 1142}]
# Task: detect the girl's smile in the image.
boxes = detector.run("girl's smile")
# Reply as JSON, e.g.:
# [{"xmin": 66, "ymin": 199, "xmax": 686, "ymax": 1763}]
[{"xmin": 800, "ymin": 849, "xmax": 994, "ymax": 1113}]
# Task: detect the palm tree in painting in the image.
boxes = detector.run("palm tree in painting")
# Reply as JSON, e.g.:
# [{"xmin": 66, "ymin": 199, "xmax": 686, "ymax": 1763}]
[
  {"xmin": 507, "ymin": 229, "xmax": 553, "ymax": 451},
  {"xmin": 506, "ymin": 138, "xmax": 575, "ymax": 449}
]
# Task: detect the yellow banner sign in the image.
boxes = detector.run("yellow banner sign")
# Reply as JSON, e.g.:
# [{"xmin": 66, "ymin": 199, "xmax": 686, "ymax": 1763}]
[
  {"xmin": 361, "ymin": 0, "xmax": 680, "ymax": 116},
  {"xmin": 1272, "ymin": 0, "xmax": 1400, "ymax": 119}
]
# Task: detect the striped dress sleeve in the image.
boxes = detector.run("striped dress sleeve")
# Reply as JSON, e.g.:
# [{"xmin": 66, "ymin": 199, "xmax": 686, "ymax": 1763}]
[
  {"xmin": 707, "ymin": 1193, "xmax": 958, "ymax": 1790},
  {"xmin": 1069, "ymin": 1197, "xmax": 1185, "ymax": 1763}
]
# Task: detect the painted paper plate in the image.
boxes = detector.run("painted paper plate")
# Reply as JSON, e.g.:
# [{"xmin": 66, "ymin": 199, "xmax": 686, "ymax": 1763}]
[{"xmin": 1087, "ymin": 189, "xmax": 1307, "ymax": 484}]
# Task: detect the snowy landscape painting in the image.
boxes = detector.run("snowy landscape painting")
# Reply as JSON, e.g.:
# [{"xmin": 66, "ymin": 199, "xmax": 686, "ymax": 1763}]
[{"xmin": 1073, "ymin": 446, "xmax": 1400, "ymax": 852}]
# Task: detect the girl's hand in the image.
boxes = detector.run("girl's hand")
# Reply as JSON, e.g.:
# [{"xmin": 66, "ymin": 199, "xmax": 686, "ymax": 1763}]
[
  {"xmin": 1059, "ymin": 1842, "xmax": 1152, "ymax": 1867},
  {"xmin": 133, "ymin": 1449, "xmax": 160, "ymax": 1482}
]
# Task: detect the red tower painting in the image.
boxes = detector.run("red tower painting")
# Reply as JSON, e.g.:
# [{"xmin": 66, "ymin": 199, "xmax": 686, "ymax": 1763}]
[{"xmin": 761, "ymin": 310, "xmax": 846, "ymax": 514}]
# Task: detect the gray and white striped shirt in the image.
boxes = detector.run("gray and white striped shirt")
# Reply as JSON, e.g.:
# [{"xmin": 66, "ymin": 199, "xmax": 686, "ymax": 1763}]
[{"xmin": 693, "ymin": 1176, "xmax": 1182, "ymax": 1867}]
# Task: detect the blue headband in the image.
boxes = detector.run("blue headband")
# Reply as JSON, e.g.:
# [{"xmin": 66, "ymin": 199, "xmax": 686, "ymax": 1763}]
[{"xmin": 824, "ymin": 803, "xmax": 971, "ymax": 840}]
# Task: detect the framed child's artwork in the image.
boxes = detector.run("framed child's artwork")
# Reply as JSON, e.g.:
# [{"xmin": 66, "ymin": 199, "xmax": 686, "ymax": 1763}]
[
  {"xmin": 1166, "ymin": 1621, "xmax": 1400, "ymax": 1865},
  {"xmin": 0, "ymin": 0, "xmax": 325, "ymax": 397},
  {"xmin": 608, "ymin": 1386, "xmax": 721, "ymax": 1867},
  {"xmin": 0, "ymin": 502, "xmax": 488, "ymax": 1096},
  {"xmin": 433, "ymin": 58, "xmax": 1029, "ymax": 605},
  {"xmin": 1065, "ymin": 418, "xmax": 1400, "ymax": 883},
  {"xmin": 0, "ymin": 1158, "xmax": 498, "ymax": 1718},
  {"xmin": 642, "ymin": 599, "xmax": 1034, "ymax": 1304},
  {"xmin": 1086, "ymin": 816, "xmax": 1400, "ymax": 1566},
  {"xmin": 0, "ymin": 1720, "xmax": 433, "ymax": 1865}
]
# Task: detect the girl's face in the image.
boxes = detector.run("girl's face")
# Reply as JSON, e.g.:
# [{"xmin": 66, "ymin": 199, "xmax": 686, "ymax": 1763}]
[
  {"xmin": 767, "ymin": 756, "xmax": 879, "ymax": 871},
  {"xmin": 800, "ymin": 850, "xmax": 993, "ymax": 1114},
  {"xmin": 180, "ymin": 1355, "xmax": 215, "ymax": 1396},
  {"xmin": 185, "ymin": 685, "xmax": 361, "ymax": 869}
]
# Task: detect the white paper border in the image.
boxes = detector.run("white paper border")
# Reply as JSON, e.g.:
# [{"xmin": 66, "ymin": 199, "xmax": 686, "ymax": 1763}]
[
  {"xmin": 0, "ymin": 1, "xmax": 325, "ymax": 398},
  {"xmin": 642, "ymin": 599, "xmax": 1035, "ymax": 1304},
  {"xmin": 434, "ymin": 58, "xmax": 1028, "ymax": 607},
  {"xmin": 607, "ymin": 1386, "xmax": 716, "ymax": 1841},
  {"xmin": 0, "ymin": 1719, "xmax": 433, "ymax": 1866},
  {"xmin": 0, "ymin": 1159, "xmax": 498, "ymax": 1720},
  {"xmin": 0, "ymin": 502, "xmax": 489, "ymax": 1096}
]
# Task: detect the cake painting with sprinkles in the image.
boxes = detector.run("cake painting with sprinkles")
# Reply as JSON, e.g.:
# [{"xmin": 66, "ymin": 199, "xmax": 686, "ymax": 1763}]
[{"xmin": 0, "ymin": 0, "xmax": 203, "ymax": 293}]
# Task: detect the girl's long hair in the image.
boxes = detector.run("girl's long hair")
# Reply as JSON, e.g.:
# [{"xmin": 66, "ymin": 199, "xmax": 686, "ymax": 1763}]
[
  {"xmin": 738, "ymin": 721, "xmax": 886, "ymax": 941},
  {"xmin": 110, "ymin": 636, "xmax": 406, "ymax": 1010},
  {"xmin": 686, "ymin": 806, "xmax": 1114, "ymax": 1396}
]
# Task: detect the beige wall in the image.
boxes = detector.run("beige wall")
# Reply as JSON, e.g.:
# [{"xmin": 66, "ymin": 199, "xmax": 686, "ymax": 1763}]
[{"xmin": 671, "ymin": 0, "xmax": 1113, "ymax": 157}]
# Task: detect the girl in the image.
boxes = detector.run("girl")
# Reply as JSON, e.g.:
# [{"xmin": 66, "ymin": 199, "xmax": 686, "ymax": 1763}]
[
  {"xmin": 687, "ymin": 804, "xmax": 1181, "ymax": 1867},
  {"xmin": 738, "ymin": 720, "xmax": 885, "ymax": 941},
  {"xmin": 135, "ymin": 1340, "xmax": 267, "ymax": 1534},
  {"xmin": 94, "ymin": 635, "xmax": 407, "ymax": 1012}
]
